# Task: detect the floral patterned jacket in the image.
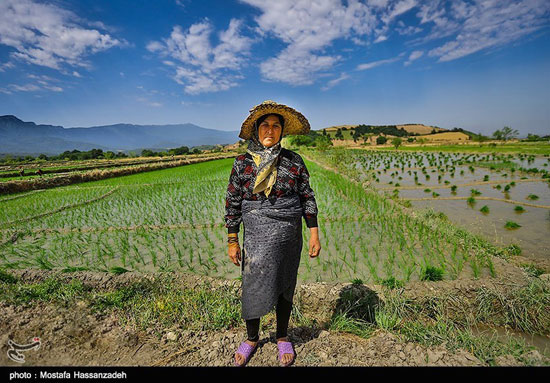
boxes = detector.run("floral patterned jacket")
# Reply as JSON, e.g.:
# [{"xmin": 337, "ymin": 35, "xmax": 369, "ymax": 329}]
[{"xmin": 224, "ymin": 148, "xmax": 318, "ymax": 234}]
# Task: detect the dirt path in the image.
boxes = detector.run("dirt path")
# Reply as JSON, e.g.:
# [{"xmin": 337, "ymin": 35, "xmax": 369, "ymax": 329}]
[
  {"xmin": 0, "ymin": 298, "xmax": 485, "ymax": 366},
  {"xmin": 1, "ymin": 269, "xmax": 547, "ymax": 367}
]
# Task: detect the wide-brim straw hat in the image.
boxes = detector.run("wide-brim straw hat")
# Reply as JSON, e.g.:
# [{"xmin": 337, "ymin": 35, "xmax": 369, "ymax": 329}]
[{"xmin": 239, "ymin": 100, "xmax": 310, "ymax": 140}]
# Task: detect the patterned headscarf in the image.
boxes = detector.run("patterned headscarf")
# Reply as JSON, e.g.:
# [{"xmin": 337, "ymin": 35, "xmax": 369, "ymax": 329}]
[{"xmin": 246, "ymin": 114, "xmax": 284, "ymax": 197}]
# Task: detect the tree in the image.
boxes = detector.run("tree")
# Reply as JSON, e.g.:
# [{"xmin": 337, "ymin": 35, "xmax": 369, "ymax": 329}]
[
  {"xmin": 473, "ymin": 132, "xmax": 488, "ymax": 143},
  {"xmin": 501, "ymin": 126, "xmax": 518, "ymax": 141},
  {"xmin": 492, "ymin": 129, "xmax": 503, "ymax": 140},
  {"xmin": 391, "ymin": 137, "xmax": 402, "ymax": 149},
  {"xmin": 376, "ymin": 136, "xmax": 387, "ymax": 145},
  {"xmin": 315, "ymin": 136, "xmax": 332, "ymax": 151}
]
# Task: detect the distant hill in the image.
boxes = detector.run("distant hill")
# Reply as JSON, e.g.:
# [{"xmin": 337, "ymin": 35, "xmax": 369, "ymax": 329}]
[
  {"xmin": 395, "ymin": 124, "xmax": 445, "ymax": 135},
  {"xmin": 321, "ymin": 123, "xmax": 444, "ymax": 134},
  {"xmin": 0, "ymin": 115, "xmax": 240, "ymax": 156}
]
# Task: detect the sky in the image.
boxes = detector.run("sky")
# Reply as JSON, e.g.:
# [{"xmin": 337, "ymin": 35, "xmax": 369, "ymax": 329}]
[{"xmin": 0, "ymin": 0, "xmax": 549, "ymax": 136}]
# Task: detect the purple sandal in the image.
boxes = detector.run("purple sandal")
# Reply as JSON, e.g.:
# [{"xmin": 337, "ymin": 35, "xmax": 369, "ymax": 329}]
[
  {"xmin": 234, "ymin": 341, "xmax": 257, "ymax": 367},
  {"xmin": 277, "ymin": 341, "xmax": 295, "ymax": 367}
]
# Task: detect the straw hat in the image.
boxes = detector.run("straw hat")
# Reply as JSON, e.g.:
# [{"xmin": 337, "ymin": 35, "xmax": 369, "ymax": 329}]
[{"xmin": 239, "ymin": 100, "xmax": 310, "ymax": 140}]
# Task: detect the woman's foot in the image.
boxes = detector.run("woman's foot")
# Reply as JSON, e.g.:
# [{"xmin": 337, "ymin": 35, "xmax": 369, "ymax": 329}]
[
  {"xmin": 234, "ymin": 339, "xmax": 258, "ymax": 366},
  {"xmin": 277, "ymin": 337, "xmax": 294, "ymax": 366}
]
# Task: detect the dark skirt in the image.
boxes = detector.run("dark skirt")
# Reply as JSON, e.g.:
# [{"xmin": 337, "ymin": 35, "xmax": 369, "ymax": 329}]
[{"xmin": 240, "ymin": 193, "xmax": 303, "ymax": 320}]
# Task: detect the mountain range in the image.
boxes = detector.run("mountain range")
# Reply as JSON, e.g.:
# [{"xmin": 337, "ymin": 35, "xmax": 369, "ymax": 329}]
[{"xmin": 0, "ymin": 115, "xmax": 240, "ymax": 156}]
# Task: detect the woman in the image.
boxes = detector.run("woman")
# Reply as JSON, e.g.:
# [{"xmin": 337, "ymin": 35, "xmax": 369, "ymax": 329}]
[{"xmin": 225, "ymin": 100, "xmax": 321, "ymax": 367}]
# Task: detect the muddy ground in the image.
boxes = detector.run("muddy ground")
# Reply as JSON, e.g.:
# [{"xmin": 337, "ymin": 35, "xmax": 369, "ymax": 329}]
[{"xmin": 1, "ymin": 268, "xmax": 549, "ymax": 367}]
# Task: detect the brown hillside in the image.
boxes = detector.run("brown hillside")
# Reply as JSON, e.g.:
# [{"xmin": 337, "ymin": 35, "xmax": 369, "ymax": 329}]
[
  {"xmin": 321, "ymin": 124, "xmax": 444, "ymax": 135},
  {"xmin": 396, "ymin": 124, "xmax": 445, "ymax": 135}
]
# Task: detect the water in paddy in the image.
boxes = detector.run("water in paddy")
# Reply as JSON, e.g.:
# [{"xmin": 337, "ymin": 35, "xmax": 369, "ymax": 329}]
[
  {"xmin": 471, "ymin": 324, "xmax": 550, "ymax": 355},
  {"xmin": 360, "ymin": 152, "xmax": 550, "ymax": 261}
]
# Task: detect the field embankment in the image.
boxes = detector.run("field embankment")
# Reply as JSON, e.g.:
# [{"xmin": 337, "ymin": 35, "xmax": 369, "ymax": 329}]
[
  {"xmin": 0, "ymin": 152, "xmax": 237, "ymax": 195},
  {"xmin": 1, "ymin": 269, "xmax": 549, "ymax": 366}
]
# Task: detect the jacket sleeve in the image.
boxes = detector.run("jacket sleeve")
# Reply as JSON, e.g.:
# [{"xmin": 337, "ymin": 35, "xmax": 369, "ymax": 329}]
[
  {"xmin": 225, "ymin": 157, "xmax": 243, "ymax": 234},
  {"xmin": 297, "ymin": 156, "xmax": 318, "ymax": 228}
]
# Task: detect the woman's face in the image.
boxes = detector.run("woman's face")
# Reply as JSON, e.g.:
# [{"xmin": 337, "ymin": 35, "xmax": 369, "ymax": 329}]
[{"xmin": 258, "ymin": 114, "xmax": 282, "ymax": 148}]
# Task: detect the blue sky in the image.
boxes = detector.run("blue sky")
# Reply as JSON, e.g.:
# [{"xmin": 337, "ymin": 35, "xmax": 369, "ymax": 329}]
[{"xmin": 0, "ymin": 0, "xmax": 549, "ymax": 136}]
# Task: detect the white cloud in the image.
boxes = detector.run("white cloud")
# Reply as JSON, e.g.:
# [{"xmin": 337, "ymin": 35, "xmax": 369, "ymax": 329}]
[
  {"xmin": 404, "ymin": 50, "xmax": 423, "ymax": 66},
  {"xmin": 396, "ymin": 20, "xmax": 423, "ymax": 35},
  {"xmin": 0, "ymin": 61, "xmax": 15, "ymax": 72},
  {"xmin": 136, "ymin": 96, "xmax": 162, "ymax": 108},
  {"xmin": 175, "ymin": 0, "xmax": 187, "ymax": 9},
  {"xmin": 241, "ymin": 0, "xmax": 378, "ymax": 85},
  {"xmin": 356, "ymin": 55, "xmax": 402, "ymax": 70},
  {"xmin": 422, "ymin": 0, "xmax": 550, "ymax": 62},
  {"xmin": 260, "ymin": 46, "xmax": 341, "ymax": 85},
  {"xmin": 4, "ymin": 74, "xmax": 64, "ymax": 93},
  {"xmin": 9, "ymin": 84, "xmax": 41, "ymax": 92},
  {"xmin": 321, "ymin": 72, "xmax": 350, "ymax": 91},
  {"xmin": 384, "ymin": 0, "xmax": 417, "ymax": 22},
  {"xmin": 147, "ymin": 18, "xmax": 254, "ymax": 94},
  {"xmin": 0, "ymin": 0, "xmax": 124, "ymax": 71}
]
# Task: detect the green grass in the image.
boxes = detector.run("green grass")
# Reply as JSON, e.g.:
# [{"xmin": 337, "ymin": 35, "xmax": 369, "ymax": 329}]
[
  {"xmin": 381, "ymin": 277, "xmax": 404, "ymax": 289},
  {"xmin": 520, "ymin": 264, "xmax": 545, "ymax": 278},
  {"xmin": 0, "ymin": 273, "xmax": 242, "ymax": 337},
  {"xmin": 327, "ymin": 283, "xmax": 550, "ymax": 365}
]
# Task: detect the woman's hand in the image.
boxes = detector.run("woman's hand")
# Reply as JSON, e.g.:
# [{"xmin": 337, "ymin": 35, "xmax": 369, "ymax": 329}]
[
  {"xmin": 308, "ymin": 227, "xmax": 321, "ymax": 258},
  {"xmin": 228, "ymin": 234, "xmax": 241, "ymax": 266}
]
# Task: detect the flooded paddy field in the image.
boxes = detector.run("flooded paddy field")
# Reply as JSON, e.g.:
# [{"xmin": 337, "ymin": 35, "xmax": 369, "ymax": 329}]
[
  {"xmin": 303, "ymin": 148, "xmax": 550, "ymax": 264},
  {"xmin": 0, "ymin": 154, "xmax": 509, "ymax": 285}
]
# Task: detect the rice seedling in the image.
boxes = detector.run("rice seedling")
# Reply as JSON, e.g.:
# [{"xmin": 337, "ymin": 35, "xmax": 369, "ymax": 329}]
[
  {"xmin": 480, "ymin": 205, "xmax": 490, "ymax": 214},
  {"xmin": 420, "ymin": 265, "xmax": 444, "ymax": 282},
  {"xmin": 504, "ymin": 221, "xmax": 521, "ymax": 230}
]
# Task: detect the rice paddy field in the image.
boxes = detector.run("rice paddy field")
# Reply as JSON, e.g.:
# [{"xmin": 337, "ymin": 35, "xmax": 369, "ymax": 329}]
[
  {"xmin": 302, "ymin": 148, "xmax": 550, "ymax": 263},
  {"xmin": 2, "ymin": 148, "xmax": 529, "ymax": 285}
]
